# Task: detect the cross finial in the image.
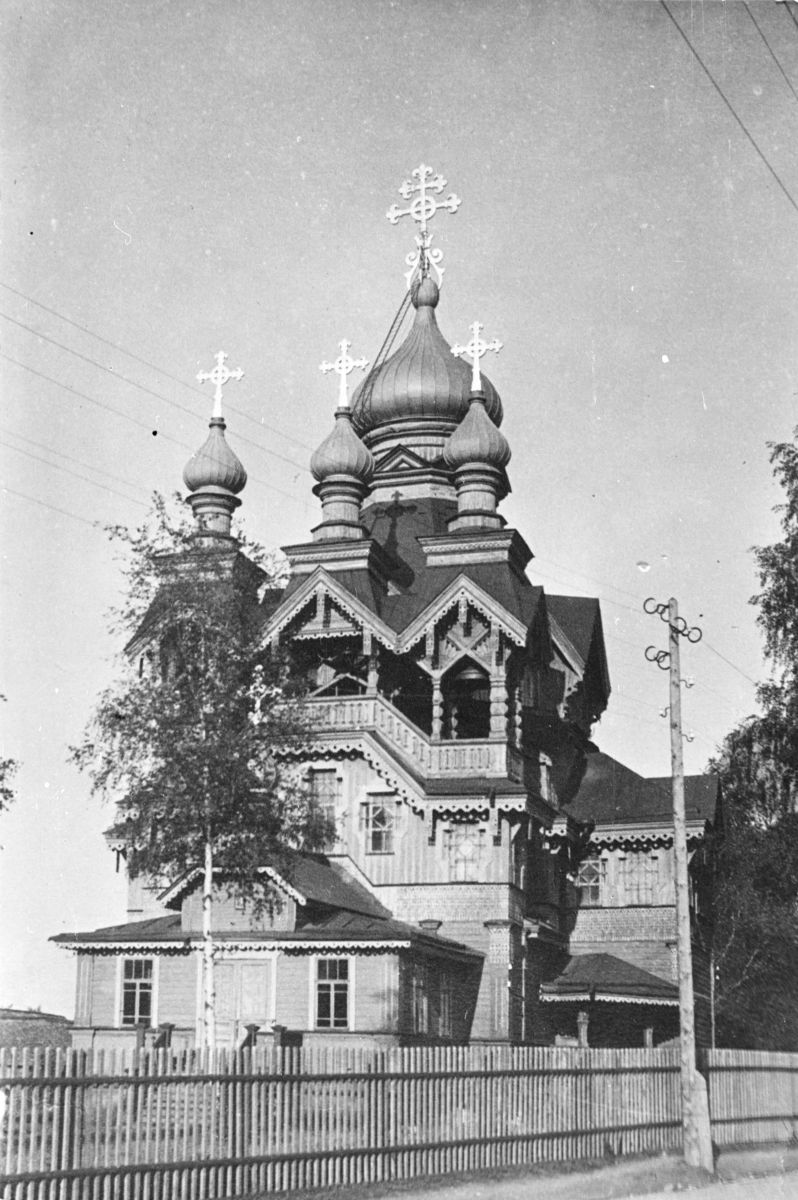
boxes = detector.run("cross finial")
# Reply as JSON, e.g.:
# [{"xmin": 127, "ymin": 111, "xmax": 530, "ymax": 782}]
[
  {"xmin": 387, "ymin": 163, "xmax": 461, "ymax": 289},
  {"xmin": 451, "ymin": 321, "xmax": 503, "ymax": 391},
  {"xmin": 319, "ymin": 339, "xmax": 369, "ymax": 408},
  {"xmin": 196, "ymin": 350, "xmax": 244, "ymax": 420}
]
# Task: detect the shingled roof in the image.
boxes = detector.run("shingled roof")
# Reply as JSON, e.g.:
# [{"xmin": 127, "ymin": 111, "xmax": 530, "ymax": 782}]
[
  {"xmin": 51, "ymin": 906, "xmax": 482, "ymax": 960},
  {"xmin": 540, "ymin": 953, "xmax": 679, "ymax": 1005},
  {"xmin": 568, "ymin": 749, "xmax": 719, "ymax": 827}
]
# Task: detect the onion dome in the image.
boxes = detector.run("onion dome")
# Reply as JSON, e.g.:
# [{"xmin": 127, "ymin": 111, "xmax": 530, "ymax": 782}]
[
  {"xmin": 350, "ymin": 277, "xmax": 502, "ymax": 435},
  {"xmin": 183, "ymin": 418, "xmax": 247, "ymax": 495},
  {"xmin": 310, "ymin": 408, "xmax": 375, "ymax": 484},
  {"xmin": 444, "ymin": 392, "xmax": 511, "ymax": 471}
]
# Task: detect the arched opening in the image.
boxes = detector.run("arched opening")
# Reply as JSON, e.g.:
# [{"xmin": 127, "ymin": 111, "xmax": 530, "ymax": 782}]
[{"xmin": 442, "ymin": 659, "xmax": 490, "ymax": 740}]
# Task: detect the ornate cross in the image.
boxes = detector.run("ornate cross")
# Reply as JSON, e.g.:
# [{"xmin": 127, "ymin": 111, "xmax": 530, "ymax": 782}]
[
  {"xmin": 387, "ymin": 163, "xmax": 461, "ymax": 233},
  {"xmin": 319, "ymin": 339, "xmax": 369, "ymax": 408},
  {"xmin": 196, "ymin": 350, "xmax": 244, "ymax": 419},
  {"xmin": 387, "ymin": 163, "xmax": 461, "ymax": 288},
  {"xmin": 451, "ymin": 322, "xmax": 503, "ymax": 391}
]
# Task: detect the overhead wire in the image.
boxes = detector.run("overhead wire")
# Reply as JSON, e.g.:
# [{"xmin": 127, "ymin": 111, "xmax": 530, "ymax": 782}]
[
  {"xmin": 3, "ymin": 426, "xmax": 152, "ymax": 497},
  {"xmin": 0, "ymin": 351, "xmax": 307, "ymax": 507},
  {"xmin": 779, "ymin": 0, "xmax": 798, "ymax": 35},
  {"xmin": 2, "ymin": 485, "xmax": 102, "ymax": 529},
  {"xmin": 743, "ymin": 2, "xmax": 798, "ymax": 104},
  {"xmin": 0, "ymin": 310, "xmax": 309, "ymax": 473},
  {"xmin": 660, "ymin": 0, "xmax": 798, "ymax": 218},
  {"xmin": 0, "ymin": 280, "xmax": 315, "ymax": 453},
  {"xmin": 0, "ymin": 439, "xmax": 148, "ymax": 508}
]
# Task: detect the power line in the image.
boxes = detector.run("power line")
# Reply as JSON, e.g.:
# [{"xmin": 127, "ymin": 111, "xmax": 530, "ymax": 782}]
[
  {"xmin": 0, "ymin": 310, "xmax": 309, "ymax": 473},
  {"xmin": 744, "ymin": 2, "xmax": 798, "ymax": 104},
  {"xmin": 2, "ymin": 426, "xmax": 149, "ymax": 497},
  {"xmin": 702, "ymin": 639, "xmax": 759, "ymax": 686},
  {"xmin": 0, "ymin": 351, "xmax": 306, "ymax": 508},
  {"xmin": 661, "ymin": 0, "xmax": 798, "ymax": 218},
  {"xmin": 1, "ymin": 439, "xmax": 148, "ymax": 509},
  {"xmin": 779, "ymin": 0, "xmax": 798, "ymax": 36},
  {"xmin": 0, "ymin": 280, "xmax": 315, "ymax": 453},
  {"xmin": 2, "ymin": 485, "xmax": 102, "ymax": 529}
]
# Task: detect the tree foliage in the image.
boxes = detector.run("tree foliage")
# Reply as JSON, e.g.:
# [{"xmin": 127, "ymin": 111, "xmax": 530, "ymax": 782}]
[
  {"xmin": 709, "ymin": 428, "xmax": 798, "ymax": 1049},
  {"xmin": 72, "ymin": 494, "xmax": 329, "ymax": 910},
  {"xmin": 0, "ymin": 695, "xmax": 18, "ymax": 814}
]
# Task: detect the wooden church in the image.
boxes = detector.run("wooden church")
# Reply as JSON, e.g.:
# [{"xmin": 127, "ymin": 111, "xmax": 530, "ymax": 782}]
[{"xmin": 54, "ymin": 168, "xmax": 719, "ymax": 1051}]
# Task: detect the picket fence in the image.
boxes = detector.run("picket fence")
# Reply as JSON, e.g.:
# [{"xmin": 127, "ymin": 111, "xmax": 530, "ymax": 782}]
[
  {"xmin": 704, "ymin": 1047, "xmax": 798, "ymax": 1147},
  {"xmin": 1, "ymin": 1044, "xmax": 796, "ymax": 1200}
]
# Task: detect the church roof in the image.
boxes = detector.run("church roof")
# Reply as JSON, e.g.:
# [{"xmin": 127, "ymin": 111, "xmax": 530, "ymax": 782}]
[
  {"xmin": 350, "ymin": 277, "xmax": 502, "ymax": 437},
  {"xmin": 568, "ymin": 749, "xmax": 719, "ymax": 828},
  {"xmin": 278, "ymin": 497, "xmax": 545, "ymax": 638},
  {"xmin": 539, "ymin": 953, "xmax": 679, "ymax": 1005},
  {"xmin": 546, "ymin": 595, "xmax": 603, "ymax": 665}
]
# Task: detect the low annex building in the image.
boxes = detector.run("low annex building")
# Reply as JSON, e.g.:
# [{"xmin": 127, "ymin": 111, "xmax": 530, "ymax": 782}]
[{"xmin": 53, "ymin": 169, "xmax": 720, "ymax": 1051}]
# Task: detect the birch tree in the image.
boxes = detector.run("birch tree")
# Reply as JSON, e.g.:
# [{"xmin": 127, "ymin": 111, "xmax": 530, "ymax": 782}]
[{"xmin": 72, "ymin": 495, "xmax": 330, "ymax": 1047}]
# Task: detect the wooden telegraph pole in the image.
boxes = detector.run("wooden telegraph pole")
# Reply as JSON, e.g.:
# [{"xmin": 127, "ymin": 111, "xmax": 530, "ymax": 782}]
[{"xmin": 646, "ymin": 597, "xmax": 714, "ymax": 1172}]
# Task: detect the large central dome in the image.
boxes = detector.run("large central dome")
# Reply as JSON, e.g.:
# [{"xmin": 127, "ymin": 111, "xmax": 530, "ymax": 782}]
[{"xmin": 351, "ymin": 276, "xmax": 503, "ymax": 439}]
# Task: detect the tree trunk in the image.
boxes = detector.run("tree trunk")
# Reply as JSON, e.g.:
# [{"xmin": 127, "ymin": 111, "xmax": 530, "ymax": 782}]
[{"xmin": 202, "ymin": 833, "xmax": 216, "ymax": 1050}]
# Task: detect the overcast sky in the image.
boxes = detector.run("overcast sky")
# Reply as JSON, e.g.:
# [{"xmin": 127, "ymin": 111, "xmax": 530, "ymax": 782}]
[{"xmin": 2, "ymin": 0, "xmax": 796, "ymax": 1015}]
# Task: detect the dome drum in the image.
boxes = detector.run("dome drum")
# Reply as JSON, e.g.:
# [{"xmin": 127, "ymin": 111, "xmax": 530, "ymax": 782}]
[
  {"xmin": 312, "ymin": 477, "xmax": 371, "ymax": 542},
  {"xmin": 447, "ymin": 463, "xmax": 508, "ymax": 532}
]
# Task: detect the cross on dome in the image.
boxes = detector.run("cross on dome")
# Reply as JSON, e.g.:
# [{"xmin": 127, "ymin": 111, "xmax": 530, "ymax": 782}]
[
  {"xmin": 320, "ymin": 339, "xmax": 369, "ymax": 408},
  {"xmin": 386, "ymin": 163, "xmax": 461, "ymax": 289},
  {"xmin": 451, "ymin": 322, "xmax": 503, "ymax": 392},
  {"xmin": 196, "ymin": 350, "xmax": 244, "ymax": 420}
]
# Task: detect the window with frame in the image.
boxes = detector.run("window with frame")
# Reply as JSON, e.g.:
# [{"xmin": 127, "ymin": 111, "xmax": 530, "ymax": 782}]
[
  {"xmin": 576, "ymin": 856, "xmax": 606, "ymax": 906},
  {"xmin": 316, "ymin": 958, "xmax": 349, "ymax": 1029},
  {"xmin": 619, "ymin": 853, "xmax": 659, "ymax": 905},
  {"xmin": 309, "ymin": 769, "xmax": 339, "ymax": 844},
  {"xmin": 121, "ymin": 958, "xmax": 154, "ymax": 1027},
  {"xmin": 443, "ymin": 825, "xmax": 486, "ymax": 882},
  {"xmin": 412, "ymin": 962, "xmax": 430, "ymax": 1034},
  {"xmin": 361, "ymin": 798, "xmax": 395, "ymax": 854}
]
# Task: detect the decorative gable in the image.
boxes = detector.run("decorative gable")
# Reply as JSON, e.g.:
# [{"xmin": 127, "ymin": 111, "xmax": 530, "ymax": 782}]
[{"xmin": 373, "ymin": 445, "xmax": 431, "ymax": 474}]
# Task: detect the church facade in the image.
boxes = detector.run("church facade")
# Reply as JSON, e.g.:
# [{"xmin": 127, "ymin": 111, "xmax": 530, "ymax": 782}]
[{"xmin": 54, "ymin": 177, "xmax": 718, "ymax": 1051}]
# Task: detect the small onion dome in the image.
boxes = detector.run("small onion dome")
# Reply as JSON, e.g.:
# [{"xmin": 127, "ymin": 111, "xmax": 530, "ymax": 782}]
[
  {"xmin": 350, "ymin": 276, "xmax": 502, "ymax": 434},
  {"xmin": 443, "ymin": 391, "xmax": 511, "ymax": 471},
  {"xmin": 310, "ymin": 407, "xmax": 375, "ymax": 484},
  {"xmin": 183, "ymin": 417, "xmax": 247, "ymax": 494}
]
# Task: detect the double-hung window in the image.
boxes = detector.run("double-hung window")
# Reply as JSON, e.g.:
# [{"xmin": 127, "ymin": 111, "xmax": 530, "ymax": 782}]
[
  {"xmin": 121, "ymin": 958, "xmax": 154, "ymax": 1027},
  {"xmin": 316, "ymin": 958, "xmax": 349, "ymax": 1029}
]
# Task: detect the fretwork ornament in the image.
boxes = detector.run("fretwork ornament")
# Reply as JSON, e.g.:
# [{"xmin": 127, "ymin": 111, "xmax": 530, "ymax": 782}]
[
  {"xmin": 386, "ymin": 163, "xmax": 461, "ymax": 288},
  {"xmin": 320, "ymin": 339, "xmax": 369, "ymax": 408},
  {"xmin": 196, "ymin": 350, "xmax": 244, "ymax": 420},
  {"xmin": 451, "ymin": 321, "xmax": 503, "ymax": 391}
]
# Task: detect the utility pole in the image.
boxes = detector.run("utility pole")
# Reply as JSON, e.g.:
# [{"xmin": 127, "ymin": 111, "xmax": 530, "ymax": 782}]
[{"xmin": 645, "ymin": 597, "xmax": 713, "ymax": 1172}]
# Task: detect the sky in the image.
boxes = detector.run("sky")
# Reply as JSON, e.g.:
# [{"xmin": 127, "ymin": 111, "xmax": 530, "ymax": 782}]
[{"xmin": 1, "ymin": 0, "xmax": 796, "ymax": 1017}]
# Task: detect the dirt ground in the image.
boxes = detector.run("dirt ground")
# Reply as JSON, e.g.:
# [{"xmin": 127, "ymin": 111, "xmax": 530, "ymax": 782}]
[{"xmin": 275, "ymin": 1144, "xmax": 798, "ymax": 1200}]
